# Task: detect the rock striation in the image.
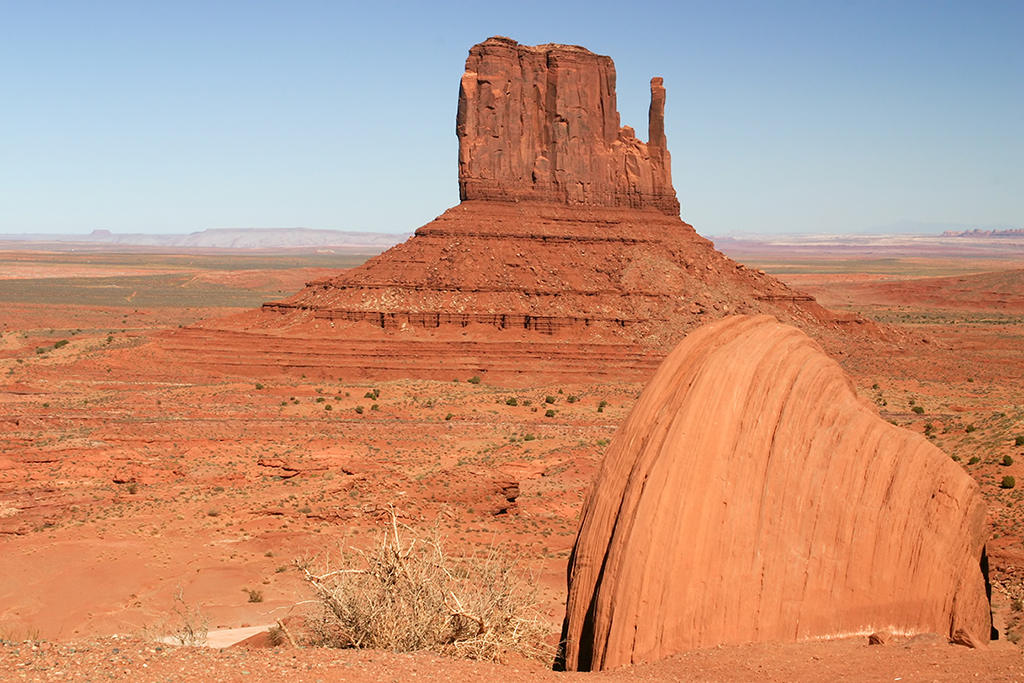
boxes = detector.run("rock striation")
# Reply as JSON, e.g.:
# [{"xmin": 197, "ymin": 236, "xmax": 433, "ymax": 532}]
[
  {"xmin": 457, "ymin": 36, "xmax": 679, "ymax": 215},
  {"xmin": 558, "ymin": 315, "xmax": 990, "ymax": 670}
]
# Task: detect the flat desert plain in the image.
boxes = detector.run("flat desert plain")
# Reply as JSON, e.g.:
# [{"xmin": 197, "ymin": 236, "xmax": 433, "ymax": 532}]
[{"xmin": 2, "ymin": 245, "xmax": 1024, "ymax": 682}]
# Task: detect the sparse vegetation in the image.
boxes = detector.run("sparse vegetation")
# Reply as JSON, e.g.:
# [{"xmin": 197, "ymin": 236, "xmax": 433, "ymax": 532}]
[
  {"xmin": 969, "ymin": 456, "xmax": 981, "ymax": 465},
  {"xmin": 544, "ymin": 409, "xmax": 555, "ymax": 418},
  {"xmin": 1003, "ymin": 455, "xmax": 1014, "ymax": 467},
  {"xmin": 1016, "ymin": 435, "xmax": 1024, "ymax": 447},
  {"xmin": 158, "ymin": 588, "xmax": 210, "ymax": 647},
  {"xmin": 505, "ymin": 397, "xmax": 518, "ymax": 406},
  {"xmin": 298, "ymin": 513, "xmax": 551, "ymax": 662},
  {"xmin": 911, "ymin": 406, "xmax": 925, "ymax": 415},
  {"xmin": 467, "ymin": 376, "xmax": 481, "ymax": 384},
  {"xmin": 355, "ymin": 406, "xmax": 364, "ymax": 414},
  {"xmin": 244, "ymin": 588, "xmax": 264, "ymax": 603},
  {"xmin": 1002, "ymin": 476, "xmax": 1016, "ymax": 490}
]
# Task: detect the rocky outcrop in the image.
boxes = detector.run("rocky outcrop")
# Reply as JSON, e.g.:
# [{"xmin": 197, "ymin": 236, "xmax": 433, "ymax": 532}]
[
  {"xmin": 457, "ymin": 37, "xmax": 679, "ymax": 216},
  {"xmin": 159, "ymin": 39, "xmax": 881, "ymax": 385},
  {"xmin": 558, "ymin": 315, "xmax": 989, "ymax": 670}
]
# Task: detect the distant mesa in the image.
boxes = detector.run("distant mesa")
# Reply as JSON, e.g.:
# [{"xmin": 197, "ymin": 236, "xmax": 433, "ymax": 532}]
[
  {"xmin": 159, "ymin": 38, "xmax": 878, "ymax": 384},
  {"xmin": 0, "ymin": 227, "xmax": 410, "ymax": 252},
  {"xmin": 942, "ymin": 228, "xmax": 1024, "ymax": 238},
  {"xmin": 558, "ymin": 315, "xmax": 990, "ymax": 671}
]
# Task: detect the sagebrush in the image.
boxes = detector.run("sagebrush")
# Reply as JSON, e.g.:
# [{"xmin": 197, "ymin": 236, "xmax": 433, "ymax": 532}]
[{"xmin": 298, "ymin": 513, "xmax": 552, "ymax": 662}]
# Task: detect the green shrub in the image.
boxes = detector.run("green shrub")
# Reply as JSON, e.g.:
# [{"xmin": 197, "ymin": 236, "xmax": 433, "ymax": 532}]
[
  {"xmin": 445, "ymin": 413, "xmax": 453, "ymax": 421},
  {"xmin": 355, "ymin": 406, "xmax": 364, "ymax": 414},
  {"xmin": 566, "ymin": 395, "xmax": 578, "ymax": 404},
  {"xmin": 467, "ymin": 376, "xmax": 481, "ymax": 384},
  {"xmin": 968, "ymin": 456, "xmax": 981, "ymax": 465},
  {"xmin": 523, "ymin": 434, "xmax": 535, "ymax": 442},
  {"xmin": 371, "ymin": 404, "xmax": 379, "ymax": 411},
  {"xmin": 966, "ymin": 424, "xmax": 977, "ymax": 433},
  {"xmin": 324, "ymin": 404, "xmax": 332, "ymax": 411},
  {"xmin": 1003, "ymin": 455, "xmax": 1014, "ymax": 467},
  {"xmin": 1001, "ymin": 476, "xmax": 1016, "ymax": 489},
  {"xmin": 505, "ymin": 397, "xmax": 518, "ymax": 407},
  {"xmin": 244, "ymin": 588, "xmax": 264, "ymax": 603},
  {"xmin": 544, "ymin": 409, "xmax": 555, "ymax": 418},
  {"xmin": 254, "ymin": 383, "xmax": 264, "ymax": 390},
  {"xmin": 53, "ymin": 339, "xmax": 69, "ymax": 349},
  {"xmin": 911, "ymin": 406, "xmax": 924, "ymax": 415},
  {"xmin": 544, "ymin": 396, "xmax": 556, "ymax": 404},
  {"xmin": 1015, "ymin": 436, "xmax": 1024, "ymax": 447}
]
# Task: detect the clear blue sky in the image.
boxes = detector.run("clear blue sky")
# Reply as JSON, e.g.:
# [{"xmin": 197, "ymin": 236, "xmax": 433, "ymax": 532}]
[{"xmin": 1, "ymin": 1, "xmax": 1021, "ymax": 235}]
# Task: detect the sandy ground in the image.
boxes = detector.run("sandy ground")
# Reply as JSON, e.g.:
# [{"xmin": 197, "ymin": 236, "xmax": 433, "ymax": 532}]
[{"xmin": 2, "ymin": 250, "xmax": 1024, "ymax": 680}]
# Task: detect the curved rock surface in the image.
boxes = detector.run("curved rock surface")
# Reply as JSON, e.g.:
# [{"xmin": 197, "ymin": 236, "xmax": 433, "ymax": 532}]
[{"xmin": 559, "ymin": 315, "xmax": 990, "ymax": 671}]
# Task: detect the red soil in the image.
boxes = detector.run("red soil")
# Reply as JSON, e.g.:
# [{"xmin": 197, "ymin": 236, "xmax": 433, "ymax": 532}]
[{"xmin": 1, "ymin": 252, "xmax": 1023, "ymax": 682}]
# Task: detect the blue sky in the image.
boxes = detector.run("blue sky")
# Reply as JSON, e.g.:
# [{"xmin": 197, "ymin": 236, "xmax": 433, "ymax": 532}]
[{"xmin": 1, "ymin": 1, "xmax": 1021, "ymax": 235}]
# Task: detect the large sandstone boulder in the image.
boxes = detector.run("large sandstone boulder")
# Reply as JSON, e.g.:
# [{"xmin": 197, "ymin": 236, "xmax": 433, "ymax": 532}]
[{"xmin": 558, "ymin": 315, "xmax": 990, "ymax": 671}]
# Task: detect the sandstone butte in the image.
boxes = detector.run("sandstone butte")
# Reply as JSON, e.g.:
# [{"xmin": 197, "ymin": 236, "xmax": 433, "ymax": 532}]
[
  {"xmin": 160, "ymin": 37, "xmax": 879, "ymax": 384},
  {"xmin": 557, "ymin": 314, "xmax": 991, "ymax": 672}
]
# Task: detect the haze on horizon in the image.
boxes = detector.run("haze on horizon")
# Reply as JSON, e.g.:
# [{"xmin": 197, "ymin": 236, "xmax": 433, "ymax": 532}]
[{"xmin": 1, "ymin": 1, "xmax": 1021, "ymax": 237}]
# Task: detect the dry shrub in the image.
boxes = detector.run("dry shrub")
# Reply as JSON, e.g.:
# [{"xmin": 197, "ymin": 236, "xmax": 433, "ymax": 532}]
[
  {"xmin": 298, "ymin": 512, "xmax": 552, "ymax": 663},
  {"xmin": 142, "ymin": 587, "xmax": 209, "ymax": 646}
]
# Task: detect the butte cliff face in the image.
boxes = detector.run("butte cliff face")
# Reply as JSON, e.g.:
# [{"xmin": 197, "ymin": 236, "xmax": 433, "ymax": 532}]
[
  {"xmin": 558, "ymin": 315, "xmax": 990, "ymax": 671},
  {"xmin": 160, "ymin": 38, "xmax": 878, "ymax": 384},
  {"xmin": 457, "ymin": 36, "xmax": 679, "ymax": 215}
]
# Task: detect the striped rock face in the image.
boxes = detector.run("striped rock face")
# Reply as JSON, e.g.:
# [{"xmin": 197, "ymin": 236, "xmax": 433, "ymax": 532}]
[{"xmin": 559, "ymin": 315, "xmax": 990, "ymax": 671}]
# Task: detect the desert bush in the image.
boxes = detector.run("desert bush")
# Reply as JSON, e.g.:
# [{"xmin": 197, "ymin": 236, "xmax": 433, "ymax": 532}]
[
  {"xmin": 150, "ymin": 588, "xmax": 210, "ymax": 647},
  {"xmin": 544, "ymin": 409, "xmax": 555, "ymax": 418},
  {"xmin": 1013, "ymin": 598, "xmax": 1023, "ymax": 612},
  {"xmin": 544, "ymin": 396, "xmax": 556, "ymax": 405},
  {"xmin": 911, "ymin": 406, "xmax": 925, "ymax": 415},
  {"xmin": 566, "ymin": 395, "xmax": 578, "ymax": 404},
  {"xmin": 467, "ymin": 376, "xmax": 481, "ymax": 385},
  {"xmin": 445, "ymin": 413, "xmax": 453, "ymax": 421},
  {"xmin": 355, "ymin": 406, "xmax": 364, "ymax": 414},
  {"xmin": 1001, "ymin": 476, "xmax": 1016, "ymax": 490},
  {"xmin": 298, "ymin": 513, "xmax": 551, "ymax": 663},
  {"xmin": 244, "ymin": 588, "xmax": 264, "ymax": 603},
  {"xmin": 968, "ymin": 456, "xmax": 981, "ymax": 465},
  {"xmin": 966, "ymin": 424, "xmax": 977, "ymax": 433},
  {"xmin": 1004, "ymin": 455, "xmax": 1015, "ymax": 467},
  {"xmin": 1016, "ymin": 435, "xmax": 1024, "ymax": 447},
  {"xmin": 505, "ymin": 397, "xmax": 518, "ymax": 407}
]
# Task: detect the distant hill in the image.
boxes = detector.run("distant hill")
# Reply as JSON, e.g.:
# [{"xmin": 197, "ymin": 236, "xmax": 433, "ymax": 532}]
[
  {"xmin": 0, "ymin": 227, "xmax": 412, "ymax": 252},
  {"xmin": 862, "ymin": 220, "xmax": 1022, "ymax": 235}
]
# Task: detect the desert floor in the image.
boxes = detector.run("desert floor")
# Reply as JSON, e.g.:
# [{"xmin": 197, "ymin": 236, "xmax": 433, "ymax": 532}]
[{"xmin": 1, "ymin": 246, "xmax": 1023, "ymax": 681}]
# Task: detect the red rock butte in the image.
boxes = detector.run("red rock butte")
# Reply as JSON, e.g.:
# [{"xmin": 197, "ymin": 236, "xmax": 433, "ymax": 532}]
[
  {"xmin": 558, "ymin": 315, "xmax": 990, "ymax": 671},
  {"xmin": 159, "ymin": 38, "xmax": 876, "ymax": 384},
  {"xmin": 457, "ymin": 37, "xmax": 679, "ymax": 215}
]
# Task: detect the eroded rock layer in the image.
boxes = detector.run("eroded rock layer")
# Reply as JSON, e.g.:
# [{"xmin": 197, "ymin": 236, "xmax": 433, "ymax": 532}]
[
  {"xmin": 458, "ymin": 36, "xmax": 678, "ymax": 215},
  {"xmin": 163, "ymin": 201, "xmax": 873, "ymax": 384},
  {"xmin": 559, "ymin": 315, "xmax": 989, "ymax": 670}
]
